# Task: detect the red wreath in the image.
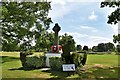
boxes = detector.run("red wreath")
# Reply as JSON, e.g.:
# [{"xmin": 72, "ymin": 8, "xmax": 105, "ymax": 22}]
[{"xmin": 51, "ymin": 45, "xmax": 62, "ymax": 53}]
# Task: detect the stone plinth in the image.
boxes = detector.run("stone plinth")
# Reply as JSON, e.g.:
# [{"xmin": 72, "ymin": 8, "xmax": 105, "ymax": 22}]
[{"xmin": 45, "ymin": 53, "xmax": 61, "ymax": 67}]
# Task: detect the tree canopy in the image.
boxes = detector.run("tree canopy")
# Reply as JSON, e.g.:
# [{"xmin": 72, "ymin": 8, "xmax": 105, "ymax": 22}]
[
  {"xmin": 92, "ymin": 42, "xmax": 115, "ymax": 52},
  {"xmin": 1, "ymin": 2, "xmax": 52, "ymax": 51},
  {"xmin": 101, "ymin": 0, "xmax": 120, "ymax": 24},
  {"xmin": 59, "ymin": 33, "xmax": 75, "ymax": 63},
  {"xmin": 113, "ymin": 34, "xmax": 120, "ymax": 44}
]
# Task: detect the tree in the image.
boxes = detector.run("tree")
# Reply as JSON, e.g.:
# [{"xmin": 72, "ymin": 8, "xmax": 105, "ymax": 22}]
[
  {"xmin": 35, "ymin": 31, "xmax": 54, "ymax": 52},
  {"xmin": 116, "ymin": 45, "xmax": 120, "ymax": 52},
  {"xmin": 101, "ymin": 1, "xmax": 120, "ymax": 53},
  {"xmin": 1, "ymin": 2, "xmax": 52, "ymax": 51},
  {"xmin": 113, "ymin": 34, "xmax": 120, "ymax": 44},
  {"xmin": 76, "ymin": 45, "xmax": 82, "ymax": 51},
  {"xmin": 101, "ymin": 0, "xmax": 120, "ymax": 24},
  {"xmin": 81, "ymin": 45, "xmax": 88, "ymax": 65},
  {"xmin": 83, "ymin": 45, "xmax": 89, "ymax": 51},
  {"xmin": 92, "ymin": 46, "xmax": 98, "ymax": 52},
  {"xmin": 59, "ymin": 33, "xmax": 75, "ymax": 63},
  {"xmin": 105, "ymin": 42, "xmax": 115, "ymax": 51},
  {"xmin": 113, "ymin": 34, "xmax": 120, "ymax": 52},
  {"xmin": 97, "ymin": 43, "xmax": 106, "ymax": 52}
]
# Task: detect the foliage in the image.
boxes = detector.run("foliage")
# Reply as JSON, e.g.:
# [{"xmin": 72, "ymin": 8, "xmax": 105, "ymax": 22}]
[
  {"xmin": 26, "ymin": 55, "xmax": 46, "ymax": 68},
  {"xmin": 71, "ymin": 53, "xmax": 84, "ymax": 68},
  {"xmin": 97, "ymin": 43, "xmax": 106, "ymax": 52},
  {"xmin": 71, "ymin": 52, "xmax": 87, "ymax": 68},
  {"xmin": 93, "ymin": 42, "xmax": 115, "ymax": 52},
  {"xmin": 113, "ymin": 34, "xmax": 120, "ymax": 44},
  {"xmin": 105, "ymin": 42, "xmax": 115, "ymax": 51},
  {"xmin": 76, "ymin": 45, "xmax": 82, "ymax": 51},
  {"xmin": 83, "ymin": 46, "xmax": 89, "ymax": 51},
  {"xmin": 35, "ymin": 32, "xmax": 54, "ymax": 52},
  {"xmin": 101, "ymin": 0, "xmax": 120, "ymax": 24},
  {"xmin": 20, "ymin": 51, "xmax": 33, "ymax": 68},
  {"xmin": 92, "ymin": 46, "xmax": 98, "ymax": 52},
  {"xmin": 1, "ymin": 2, "xmax": 52, "ymax": 51},
  {"xmin": 49, "ymin": 57, "xmax": 62, "ymax": 71},
  {"xmin": 59, "ymin": 33, "xmax": 75, "ymax": 63},
  {"xmin": 113, "ymin": 34, "xmax": 120, "ymax": 53},
  {"xmin": 116, "ymin": 45, "xmax": 120, "ymax": 53},
  {"xmin": 2, "ymin": 41, "xmax": 19, "ymax": 51},
  {"xmin": 81, "ymin": 52, "xmax": 87, "ymax": 66}
]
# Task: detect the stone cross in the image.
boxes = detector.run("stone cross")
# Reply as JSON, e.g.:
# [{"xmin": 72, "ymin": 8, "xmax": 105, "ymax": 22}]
[{"xmin": 52, "ymin": 23, "xmax": 61, "ymax": 46}]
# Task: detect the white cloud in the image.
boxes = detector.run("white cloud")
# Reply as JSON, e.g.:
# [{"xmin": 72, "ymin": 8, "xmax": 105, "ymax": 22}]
[
  {"xmin": 79, "ymin": 25, "xmax": 98, "ymax": 32},
  {"xmin": 80, "ymin": 26, "xmax": 92, "ymax": 29},
  {"xmin": 48, "ymin": 1, "xmax": 76, "ymax": 20},
  {"xmin": 88, "ymin": 11, "xmax": 97, "ymax": 20},
  {"xmin": 59, "ymin": 32, "xmax": 112, "ymax": 48},
  {"xmin": 48, "ymin": 0, "xmax": 102, "ymax": 20}
]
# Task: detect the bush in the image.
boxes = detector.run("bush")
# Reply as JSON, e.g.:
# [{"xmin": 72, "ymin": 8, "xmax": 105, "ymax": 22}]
[
  {"xmin": 49, "ymin": 57, "xmax": 62, "ymax": 71},
  {"xmin": 20, "ymin": 51, "xmax": 33, "ymax": 68},
  {"xmin": 71, "ymin": 53, "xmax": 83, "ymax": 68},
  {"xmin": 26, "ymin": 55, "xmax": 46, "ymax": 68},
  {"xmin": 71, "ymin": 52, "xmax": 87, "ymax": 68}
]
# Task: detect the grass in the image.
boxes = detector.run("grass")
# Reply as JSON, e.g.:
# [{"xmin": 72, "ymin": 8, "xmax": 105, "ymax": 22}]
[
  {"xmin": 0, "ymin": 52, "xmax": 119, "ymax": 79},
  {"xmin": 87, "ymin": 54, "xmax": 118, "ymax": 66}
]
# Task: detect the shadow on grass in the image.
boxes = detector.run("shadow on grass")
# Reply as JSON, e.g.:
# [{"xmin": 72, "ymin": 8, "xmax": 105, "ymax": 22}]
[
  {"xmin": 9, "ymin": 67, "xmax": 43, "ymax": 71},
  {"xmin": 79, "ymin": 66, "xmax": 119, "ymax": 79},
  {"xmin": 42, "ymin": 69, "xmax": 75, "ymax": 79},
  {"xmin": 7, "ymin": 66, "xmax": 120, "ymax": 79},
  {"xmin": 1, "ymin": 56, "xmax": 19, "ymax": 63}
]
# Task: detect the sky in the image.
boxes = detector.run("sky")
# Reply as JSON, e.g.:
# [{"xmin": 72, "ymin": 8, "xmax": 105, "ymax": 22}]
[{"xmin": 48, "ymin": 0, "xmax": 118, "ymax": 48}]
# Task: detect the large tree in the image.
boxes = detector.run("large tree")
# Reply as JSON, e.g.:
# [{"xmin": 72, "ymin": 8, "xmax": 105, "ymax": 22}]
[
  {"xmin": 1, "ymin": 2, "xmax": 52, "ymax": 51},
  {"xmin": 101, "ymin": 0, "xmax": 120, "ymax": 24}
]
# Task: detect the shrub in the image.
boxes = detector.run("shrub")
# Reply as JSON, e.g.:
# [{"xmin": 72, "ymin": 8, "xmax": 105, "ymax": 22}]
[
  {"xmin": 49, "ymin": 57, "xmax": 62, "ymax": 71},
  {"xmin": 20, "ymin": 52, "xmax": 27, "ymax": 68},
  {"xmin": 26, "ymin": 55, "xmax": 46, "ymax": 68},
  {"xmin": 117, "ymin": 45, "xmax": 120, "ymax": 52},
  {"xmin": 71, "ymin": 53, "xmax": 83, "ymax": 68},
  {"xmin": 20, "ymin": 51, "xmax": 33, "ymax": 68},
  {"xmin": 71, "ymin": 52, "xmax": 87, "ymax": 68}
]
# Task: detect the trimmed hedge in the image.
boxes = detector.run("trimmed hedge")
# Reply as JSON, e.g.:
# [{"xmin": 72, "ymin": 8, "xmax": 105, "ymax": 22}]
[
  {"xmin": 49, "ymin": 57, "xmax": 62, "ymax": 71},
  {"xmin": 26, "ymin": 55, "xmax": 46, "ymax": 68}
]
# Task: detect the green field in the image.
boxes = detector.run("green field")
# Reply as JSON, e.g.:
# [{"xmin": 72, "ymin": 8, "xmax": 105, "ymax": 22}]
[{"xmin": 0, "ymin": 52, "xmax": 119, "ymax": 79}]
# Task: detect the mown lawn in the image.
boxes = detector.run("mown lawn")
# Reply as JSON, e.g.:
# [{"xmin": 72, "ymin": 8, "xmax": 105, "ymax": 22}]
[{"xmin": 0, "ymin": 52, "xmax": 119, "ymax": 79}]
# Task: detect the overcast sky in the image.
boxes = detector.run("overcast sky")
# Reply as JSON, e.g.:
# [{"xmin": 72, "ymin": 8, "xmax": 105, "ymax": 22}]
[{"xmin": 48, "ymin": 0, "xmax": 118, "ymax": 48}]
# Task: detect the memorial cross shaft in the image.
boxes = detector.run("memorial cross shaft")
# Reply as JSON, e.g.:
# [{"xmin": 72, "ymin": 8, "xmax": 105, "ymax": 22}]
[{"xmin": 52, "ymin": 23, "xmax": 61, "ymax": 46}]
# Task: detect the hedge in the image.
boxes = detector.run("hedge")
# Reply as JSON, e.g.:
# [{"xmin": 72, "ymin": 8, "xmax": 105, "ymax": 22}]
[
  {"xmin": 49, "ymin": 57, "xmax": 62, "ymax": 71},
  {"xmin": 71, "ymin": 53, "xmax": 86, "ymax": 68},
  {"xmin": 26, "ymin": 55, "xmax": 46, "ymax": 68}
]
